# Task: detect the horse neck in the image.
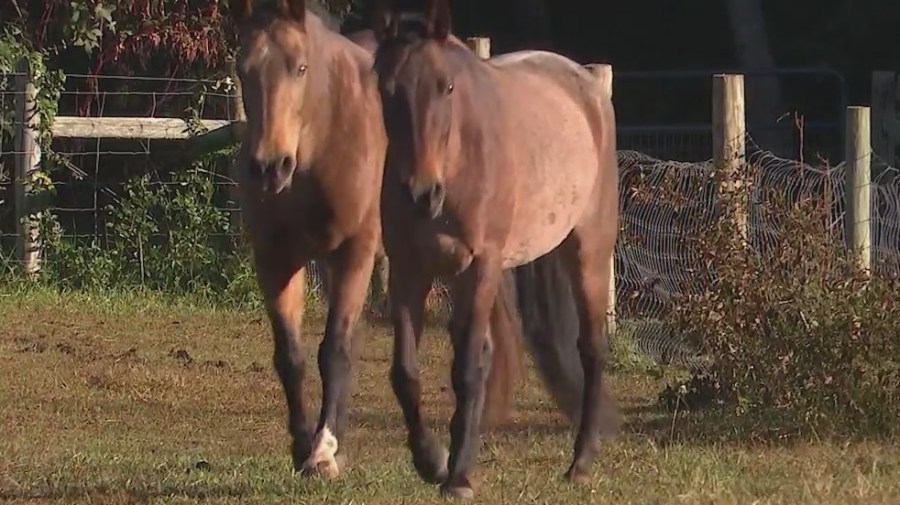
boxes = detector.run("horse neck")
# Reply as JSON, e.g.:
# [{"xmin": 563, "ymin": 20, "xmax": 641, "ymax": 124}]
[
  {"xmin": 448, "ymin": 54, "xmax": 506, "ymax": 180},
  {"xmin": 302, "ymin": 13, "xmax": 350, "ymax": 164}
]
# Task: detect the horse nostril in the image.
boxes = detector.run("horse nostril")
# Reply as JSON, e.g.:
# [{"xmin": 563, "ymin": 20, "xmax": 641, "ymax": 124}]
[
  {"xmin": 277, "ymin": 155, "xmax": 297, "ymax": 176},
  {"xmin": 427, "ymin": 182, "xmax": 445, "ymax": 219},
  {"xmin": 430, "ymin": 182, "xmax": 445, "ymax": 207}
]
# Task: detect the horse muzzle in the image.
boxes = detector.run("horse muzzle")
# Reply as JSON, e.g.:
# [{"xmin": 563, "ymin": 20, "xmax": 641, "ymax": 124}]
[
  {"xmin": 407, "ymin": 178, "xmax": 446, "ymax": 220},
  {"xmin": 248, "ymin": 153, "xmax": 297, "ymax": 194}
]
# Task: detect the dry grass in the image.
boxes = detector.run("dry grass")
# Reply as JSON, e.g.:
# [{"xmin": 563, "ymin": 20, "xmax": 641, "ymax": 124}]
[{"xmin": 1, "ymin": 289, "xmax": 899, "ymax": 505}]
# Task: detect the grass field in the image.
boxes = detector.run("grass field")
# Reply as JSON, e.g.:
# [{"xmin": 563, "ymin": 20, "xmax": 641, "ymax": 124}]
[{"xmin": 2, "ymin": 289, "xmax": 899, "ymax": 504}]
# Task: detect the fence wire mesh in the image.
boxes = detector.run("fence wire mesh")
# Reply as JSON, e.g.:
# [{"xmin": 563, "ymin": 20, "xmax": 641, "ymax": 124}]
[{"xmin": 613, "ymin": 139, "xmax": 900, "ymax": 368}]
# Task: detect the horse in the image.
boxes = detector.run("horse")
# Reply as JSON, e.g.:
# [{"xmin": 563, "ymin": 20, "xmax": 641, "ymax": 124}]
[
  {"xmin": 228, "ymin": 0, "xmax": 387, "ymax": 479},
  {"xmin": 372, "ymin": 0, "xmax": 620, "ymax": 499},
  {"xmin": 228, "ymin": 0, "xmax": 541, "ymax": 480}
]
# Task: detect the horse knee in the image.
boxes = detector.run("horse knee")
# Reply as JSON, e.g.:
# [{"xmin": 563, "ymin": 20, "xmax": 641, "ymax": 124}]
[
  {"xmin": 390, "ymin": 362, "xmax": 421, "ymax": 400},
  {"xmin": 451, "ymin": 339, "xmax": 492, "ymax": 397},
  {"xmin": 272, "ymin": 327, "xmax": 305, "ymax": 382},
  {"xmin": 318, "ymin": 334, "xmax": 352, "ymax": 375},
  {"xmin": 576, "ymin": 334, "xmax": 608, "ymax": 370},
  {"xmin": 273, "ymin": 346, "xmax": 304, "ymax": 380}
]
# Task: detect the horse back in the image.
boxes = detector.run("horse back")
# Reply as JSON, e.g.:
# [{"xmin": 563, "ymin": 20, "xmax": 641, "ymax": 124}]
[{"xmin": 485, "ymin": 51, "xmax": 617, "ymax": 266}]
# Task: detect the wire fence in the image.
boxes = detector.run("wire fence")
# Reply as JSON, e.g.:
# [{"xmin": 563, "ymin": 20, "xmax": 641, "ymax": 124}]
[
  {"xmin": 3, "ymin": 72, "xmax": 900, "ymax": 368},
  {"xmin": 617, "ymin": 142, "xmax": 900, "ymax": 317},
  {"xmin": 1, "ymin": 73, "xmax": 238, "ymax": 243},
  {"xmin": 614, "ymin": 140, "xmax": 900, "ymax": 367}
]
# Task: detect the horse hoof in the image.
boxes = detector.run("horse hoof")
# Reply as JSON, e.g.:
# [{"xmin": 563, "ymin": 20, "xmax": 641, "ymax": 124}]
[
  {"xmin": 563, "ymin": 466, "xmax": 591, "ymax": 485},
  {"xmin": 300, "ymin": 453, "xmax": 346, "ymax": 479},
  {"xmin": 440, "ymin": 483, "xmax": 475, "ymax": 500},
  {"xmin": 412, "ymin": 441, "xmax": 449, "ymax": 484},
  {"xmin": 300, "ymin": 427, "xmax": 342, "ymax": 479}
]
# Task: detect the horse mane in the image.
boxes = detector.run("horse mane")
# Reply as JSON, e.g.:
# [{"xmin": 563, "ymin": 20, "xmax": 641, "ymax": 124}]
[
  {"xmin": 372, "ymin": 12, "xmax": 476, "ymax": 83},
  {"xmin": 376, "ymin": 7, "xmax": 470, "ymax": 46},
  {"xmin": 242, "ymin": 0, "xmax": 341, "ymax": 32}
]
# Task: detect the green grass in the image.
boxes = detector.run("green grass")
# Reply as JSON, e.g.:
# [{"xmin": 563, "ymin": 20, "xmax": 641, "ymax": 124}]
[{"xmin": 1, "ymin": 287, "xmax": 899, "ymax": 504}]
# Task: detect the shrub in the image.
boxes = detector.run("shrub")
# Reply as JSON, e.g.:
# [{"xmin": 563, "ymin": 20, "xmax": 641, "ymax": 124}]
[
  {"xmin": 667, "ymin": 164, "xmax": 900, "ymax": 437},
  {"xmin": 34, "ymin": 167, "xmax": 264, "ymax": 309}
]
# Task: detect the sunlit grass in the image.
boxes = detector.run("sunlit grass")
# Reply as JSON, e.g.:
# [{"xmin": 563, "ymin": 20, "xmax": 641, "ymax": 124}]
[{"xmin": 1, "ymin": 289, "xmax": 898, "ymax": 504}]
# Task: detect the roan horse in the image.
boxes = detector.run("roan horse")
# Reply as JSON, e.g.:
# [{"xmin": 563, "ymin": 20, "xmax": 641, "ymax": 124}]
[
  {"xmin": 229, "ymin": 0, "xmax": 550, "ymax": 480},
  {"xmin": 373, "ymin": 0, "xmax": 620, "ymax": 499}
]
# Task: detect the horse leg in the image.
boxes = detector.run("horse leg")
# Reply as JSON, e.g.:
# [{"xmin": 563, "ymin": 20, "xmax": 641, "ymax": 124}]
[
  {"xmin": 442, "ymin": 248, "xmax": 503, "ymax": 500},
  {"xmin": 256, "ymin": 256, "xmax": 312, "ymax": 473},
  {"xmin": 558, "ymin": 227, "xmax": 616, "ymax": 484},
  {"xmin": 303, "ymin": 231, "xmax": 378, "ymax": 478},
  {"xmin": 388, "ymin": 259, "xmax": 447, "ymax": 484}
]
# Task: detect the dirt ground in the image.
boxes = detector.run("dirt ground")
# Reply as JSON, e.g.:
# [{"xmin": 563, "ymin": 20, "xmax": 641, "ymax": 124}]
[{"xmin": 1, "ymin": 291, "xmax": 899, "ymax": 504}]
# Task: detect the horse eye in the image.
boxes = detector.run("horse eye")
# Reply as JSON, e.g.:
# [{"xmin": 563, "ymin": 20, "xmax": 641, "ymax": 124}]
[
  {"xmin": 297, "ymin": 64, "xmax": 308, "ymax": 76},
  {"xmin": 440, "ymin": 80, "xmax": 454, "ymax": 95},
  {"xmin": 447, "ymin": 82, "xmax": 454, "ymax": 94}
]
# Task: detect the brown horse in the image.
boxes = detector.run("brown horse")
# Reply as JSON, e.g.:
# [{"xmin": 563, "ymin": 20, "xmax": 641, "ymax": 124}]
[
  {"xmin": 229, "ymin": 0, "xmax": 386, "ymax": 479},
  {"xmin": 373, "ymin": 0, "xmax": 620, "ymax": 499},
  {"xmin": 228, "ymin": 0, "xmax": 531, "ymax": 481}
]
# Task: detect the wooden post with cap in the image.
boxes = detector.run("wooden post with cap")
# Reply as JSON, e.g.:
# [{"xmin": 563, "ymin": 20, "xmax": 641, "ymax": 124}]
[
  {"xmin": 586, "ymin": 63, "xmax": 617, "ymax": 339},
  {"xmin": 465, "ymin": 37, "xmax": 491, "ymax": 59}
]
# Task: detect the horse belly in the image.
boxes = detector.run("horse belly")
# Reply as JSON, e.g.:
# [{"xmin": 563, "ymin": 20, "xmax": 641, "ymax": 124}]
[{"xmin": 501, "ymin": 101, "xmax": 598, "ymax": 268}]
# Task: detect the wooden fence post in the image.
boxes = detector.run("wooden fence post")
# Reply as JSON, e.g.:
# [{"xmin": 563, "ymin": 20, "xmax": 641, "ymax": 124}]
[
  {"xmin": 845, "ymin": 105, "xmax": 872, "ymax": 272},
  {"xmin": 465, "ymin": 37, "xmax": 491, "ymax": 59},
  {"xmin": 871, "ymin": 71, "xmax": 897, "ymax": 168},
  {"xmin": 586, "ymin": 63, "xmax": 617, "ymax": 338},
  {"xmin": 712, "ymin": 74, "xmax": 748, "ymax": 243},
  {"xmin": 14, "ymin": 58, "xmax": 41, "ymax": 278}
]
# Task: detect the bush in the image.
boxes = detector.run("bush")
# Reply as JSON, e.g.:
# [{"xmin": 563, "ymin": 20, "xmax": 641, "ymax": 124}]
[
  {"xmin": 33, "ymin": 167, "xmax": 264, "ymax": 309},
  {"xmin": 667, "ymin": 166, "xmax": 900, "ymax": 437}
]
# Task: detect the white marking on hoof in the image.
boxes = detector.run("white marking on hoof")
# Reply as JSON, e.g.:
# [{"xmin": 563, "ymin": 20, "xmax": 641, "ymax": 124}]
[{"xmin": 302, "ymin": 426, "xmax": 340, "ymax": 479}]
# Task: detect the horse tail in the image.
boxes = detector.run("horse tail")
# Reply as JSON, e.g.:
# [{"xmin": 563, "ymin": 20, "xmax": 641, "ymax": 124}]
[
  {"xmin": 480, "ymin": 269, "xmax": 526, "ymax": 429},
  {"xmin": 480, "ymin": 248, "xmax": 586, "ymax": 429}
]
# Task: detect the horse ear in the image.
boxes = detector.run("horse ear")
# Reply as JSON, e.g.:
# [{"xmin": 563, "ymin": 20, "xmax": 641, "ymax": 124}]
[
  {"xmin": 278, "ymin": 0, "xmax": 307, "ymax": 24},
  {"xmin": 373, "ymin": 0, "xmax": 395, "ymax": 43},
  {"xmin": 231, "ymin": 0, "xmax": 253, "ymax": 22},
  {"xmin": 426, "ymin": 0, "xmax": 451, "ymax": 42}
]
